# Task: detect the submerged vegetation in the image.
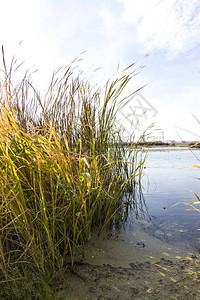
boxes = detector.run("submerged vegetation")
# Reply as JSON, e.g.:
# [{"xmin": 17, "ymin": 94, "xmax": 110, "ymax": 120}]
[{"xmin": 0, "ymin": 48, "xmax": 146, "ymax": 298}]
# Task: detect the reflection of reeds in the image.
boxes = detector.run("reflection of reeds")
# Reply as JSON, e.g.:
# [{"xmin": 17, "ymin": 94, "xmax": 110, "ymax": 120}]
[{"xmin": 0, "ymin": 47, "xmax": 146, "ymax": 295}]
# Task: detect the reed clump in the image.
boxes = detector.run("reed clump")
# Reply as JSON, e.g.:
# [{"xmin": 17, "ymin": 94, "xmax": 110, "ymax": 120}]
[{"xmin": 0, "ymin": 47, "xmax": 146, "ymax": 296}]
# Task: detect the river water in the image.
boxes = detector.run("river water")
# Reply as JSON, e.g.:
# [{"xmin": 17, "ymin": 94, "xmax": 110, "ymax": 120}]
[
  {"xmin": 81, "ymin": 147, "xmax": 200, "ymax": 266},
  {"xmin": 142, "ymin": 147, "xmax": 200, "ymax": 216},
  {"xmin": 132, "ymin": 147, "xmax": 200, "ymax": 250}
]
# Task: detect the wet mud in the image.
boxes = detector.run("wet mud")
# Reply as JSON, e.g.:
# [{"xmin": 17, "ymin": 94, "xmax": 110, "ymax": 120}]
[{"xmin": 64, "ymin": 256, "xmax": 200, "ymax": 299}]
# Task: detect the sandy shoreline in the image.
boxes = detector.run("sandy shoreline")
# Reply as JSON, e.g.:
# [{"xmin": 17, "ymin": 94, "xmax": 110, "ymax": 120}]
[
  {"xmin": 60, "ymin": 230, "xmax": 200, "ymax": 299},
  {"xmin": 64, "ymin": 257, "xmax": 200, "ymax": 299}
]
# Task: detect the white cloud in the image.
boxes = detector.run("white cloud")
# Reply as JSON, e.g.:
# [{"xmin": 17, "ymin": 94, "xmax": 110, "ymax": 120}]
[{"xmin": 119, "ymin": 0, "xmax": 200, "ymax": 55}]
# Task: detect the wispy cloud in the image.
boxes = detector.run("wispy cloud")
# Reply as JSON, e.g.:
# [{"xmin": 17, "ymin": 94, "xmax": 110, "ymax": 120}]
[{"xmin": 119, "ymin": 0, "xmax": 200, "ymax": 56}]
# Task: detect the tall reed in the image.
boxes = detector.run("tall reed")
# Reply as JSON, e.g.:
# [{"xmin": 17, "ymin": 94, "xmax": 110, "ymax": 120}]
[{"xmin": 0, "ymin": 47, "xmax": 146, "ymax": 292}]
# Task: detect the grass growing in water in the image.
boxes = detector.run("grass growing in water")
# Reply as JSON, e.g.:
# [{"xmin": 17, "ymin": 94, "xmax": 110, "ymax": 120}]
[{"xmin": 0, "ymin": 48, "xmax": 146, "ymax": 298}]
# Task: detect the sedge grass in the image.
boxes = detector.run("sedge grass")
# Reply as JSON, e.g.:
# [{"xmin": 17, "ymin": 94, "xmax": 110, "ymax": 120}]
[{"xmin": 0, "ymin": 47, "xmax": 147, "ymax": 296}]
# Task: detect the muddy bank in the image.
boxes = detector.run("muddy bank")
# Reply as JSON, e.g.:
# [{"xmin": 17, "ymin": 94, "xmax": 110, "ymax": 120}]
[
  {"xmin": 63, "ymin": 256, "xmax": 200, "ymax": 299},
  {"xmin": 59, "ymin": 230, "xmax": 200, "ymax": 299},
  {"xmin": 76, "ymin": 228, "xmax": 199, "ymax": 267}
]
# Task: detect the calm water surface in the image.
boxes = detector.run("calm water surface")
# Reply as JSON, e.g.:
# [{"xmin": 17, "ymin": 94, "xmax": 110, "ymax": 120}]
[
  {"xmin": 143, "ymin": 147, "xmax": 200, "ymax": 215},
  {"xmin": 129, "ymin": 146, "xmax": 200, "ymax": 252}
]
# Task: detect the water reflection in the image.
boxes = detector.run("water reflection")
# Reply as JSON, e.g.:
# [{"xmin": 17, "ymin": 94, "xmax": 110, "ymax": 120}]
[
  {"xmin": 142, "ymin": 147, "xmax": 200, "ymax": 215},
  {"xmin": 128, "ymin": 147, "xmax": 200, "ymax": 252}
]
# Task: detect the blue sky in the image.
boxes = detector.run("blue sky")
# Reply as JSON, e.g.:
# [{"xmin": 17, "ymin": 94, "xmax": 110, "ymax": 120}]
[{"xmin": 1, "ymin": 0, "xmax": 200, "ymax": 141}]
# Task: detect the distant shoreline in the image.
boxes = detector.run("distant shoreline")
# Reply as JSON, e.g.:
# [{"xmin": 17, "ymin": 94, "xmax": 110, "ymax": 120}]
[{"xmin": 117, "ymin": 141, "xmax": 200, "ymax": 148}]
